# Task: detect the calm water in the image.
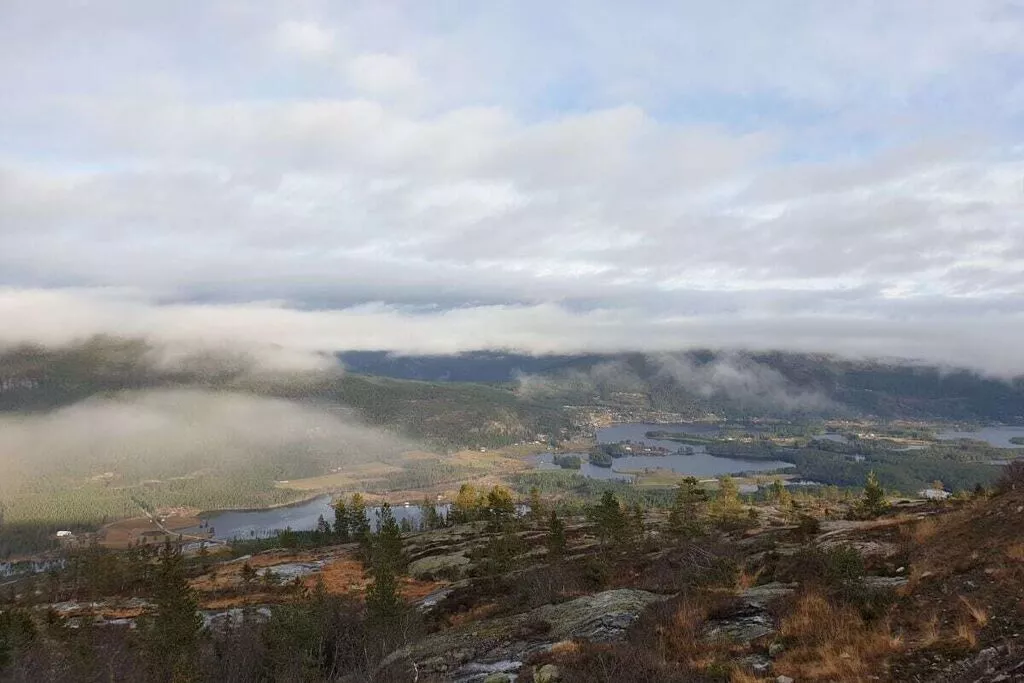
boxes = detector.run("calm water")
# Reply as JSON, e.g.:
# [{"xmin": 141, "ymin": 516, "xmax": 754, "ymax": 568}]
[
  {"xmin": 937, "ymin": 426, "xmax": 1024, "ymax": 449},
  {"xmin": 198, "ymin": 497, "xmax": 447, "ymax": 541},
  {"xmin": 539, "ymin": 422, "xmax": 795, "ymax": 480},
  {"xmin": 0, "ymin": 559, "xmax": 64, "ymax": 578}
]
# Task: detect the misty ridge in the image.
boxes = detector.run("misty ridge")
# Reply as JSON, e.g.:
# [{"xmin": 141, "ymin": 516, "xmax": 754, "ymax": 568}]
[
  {"xmin": 513, "ymin": 354, "xmax": 839, "ymax": 415},
  {"xmin": 0, "ymin": 335, "xmax": 341, "ymax": 395}
]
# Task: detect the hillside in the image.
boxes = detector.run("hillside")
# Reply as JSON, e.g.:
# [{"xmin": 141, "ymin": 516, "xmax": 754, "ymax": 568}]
[
  {"xmin": 340, "ymin": 350, "xmax": 1024, "ymax": 422},
  {"xmin": 4, "ymin": 466, "xmax": 1024, "ymax": 681}
]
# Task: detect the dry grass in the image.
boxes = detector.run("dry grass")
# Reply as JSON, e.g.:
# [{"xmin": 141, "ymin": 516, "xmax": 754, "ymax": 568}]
[
  {"xmin": 735, "ymin": 566, "xmax": 764, "ymax": 591},
  {"xmin": 954, "ymin": 619, "xmax": 979, "ymax": 649},
  {"xmin": 773, "ymin": 591, "xmax": 902, "ymax": 682},
  {"xmin": 917, "ymin": 616, "xmax": 941, "ymax": 648},
  {"xmin": 729, "ymin": 670, "xmax": 764, "ymax": 683},
  {"xmin": 1005, "ymin": 542, "xmax": 1024, "ymax": 562},
  {"xmin": 647, "ymin": 593, "xmax": 740, "ymax": 672},
  {"xmin": 959, "ymin": 595, "xmax": 989, "ymax": 627},
  {"xmin": 910, "ymin": 517, "xmax": 940, "ymax": 544}
]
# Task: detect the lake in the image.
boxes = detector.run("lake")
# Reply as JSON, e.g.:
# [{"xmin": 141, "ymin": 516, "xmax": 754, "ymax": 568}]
[
  {"xmin": 538, "ymin": 422, "xmax": 796, "ymax": 480},
  {"xmin": 198, "ymin": 497, "xmax": 448, "ymax": 541},
  {"xmin": 936, "ymin": 426, "xmax": 1024, "ymax": 449},
  {"xmin": 0, "ymin": 559, "xmax": 64, "ymax": 578}
]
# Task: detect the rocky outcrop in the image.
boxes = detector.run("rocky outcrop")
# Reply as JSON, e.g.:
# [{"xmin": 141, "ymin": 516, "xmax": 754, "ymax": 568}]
[
  {"xmin": 702, "ymin": 582, "xmax": 796, "ymax": 645},
  {"xmin": 381, "ymin": 589, "xmax": 665, "ymax": 682},
  {"xmin": 407, "ymin": 552, "xmax": 472, "ymax": 580}
]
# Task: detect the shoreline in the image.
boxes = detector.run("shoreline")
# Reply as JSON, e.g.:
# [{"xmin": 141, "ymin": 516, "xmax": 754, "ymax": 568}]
[{"xmin": 197, "ymin": 493, "xmax": 331, "ymax": 520}]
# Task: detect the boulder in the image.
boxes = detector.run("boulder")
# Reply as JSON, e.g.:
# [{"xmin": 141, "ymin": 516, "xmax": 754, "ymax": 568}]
[
  {"xmin": 535, "ymin": 663, "xmax": 562, "ymax": 682},
  {"xmin": 380, "ymin": 589, "xmax": 665, "ymax": 682},
  {"xmin": 407, "ymin": 552, "xmax": 471, "ymax": 580}
]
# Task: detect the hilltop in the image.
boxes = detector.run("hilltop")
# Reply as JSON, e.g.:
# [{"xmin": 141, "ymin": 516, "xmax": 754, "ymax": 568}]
[{"xmin": 4, "ymin": 469, "xmax": 1024, "ymax": 681}]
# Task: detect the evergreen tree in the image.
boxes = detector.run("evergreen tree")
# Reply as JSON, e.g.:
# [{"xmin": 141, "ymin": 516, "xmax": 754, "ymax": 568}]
[
  {"xmin": 769, "ymin": 478, "xmax": 792, "ymax": 508},
  {"xmin": 590, "ymin": 490, "xmax": 627, "ymax": 546},
  {"xmin": 486, "ymin": 485, "xmax": 517, "ymax": 529},
  {"xmin": 668, "ymin": 476, "xmax": 708, "ymax": 538},
  {"xmin": 333, "ymin": 498, "xmax": 351, "ymax": 542},
  {"xmin": 365, "ymin": 504, "xmax": 405, "ymax": 638},
  {"xmin": 629, "ymin": 502, "xmax": 645, "ymax": 544},
  {"xmin": 144, "ymin": 543, "xmax": 203, "ymax": 682},
  {"xmin": 451, "ymin": 484, "xmax": 483, "ymax": 523},
  {"xmin": 348, "ymin": 494, "xmax": 371, "ymax": 545},
  {"xmin": 710, "ymin": 475, "xmax": 746, "ymax": 529},
  {"xmin": 0, "ymin": 609, "xmax": 36, "ymax": 671},
  {"xmin": 856, "ymin": 470, "xmax": 889, "ymax": 519},
  {"xmin": 372, "ymin": 503, "xmax": 406, "ymax": 574},
  {"xmin": 314, "ymin": 514, "xmax": 331, "ymax": 543},
  {"xmin": 365, "ymin": 560, "xmax": 402, "ymax": 632},
  {"xmin": 420, "ymin": 496, "xmax": 442, "ymax": 530},
  {"xmin": 279, "ymin": 527, "xmax": 298, "ymax": 549},
  {"xmin": 545, "ymin": 510, "xmax": 566, "ymax": 561}
]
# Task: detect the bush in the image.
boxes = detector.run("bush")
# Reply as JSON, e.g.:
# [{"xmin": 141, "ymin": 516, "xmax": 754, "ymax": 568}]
[
  {"xmin": 795, "ymin": 514, "xmax": 822, "ymax": 541},
  {"xmin": 997, "ymin": 460, "xmax": 1024, "ymax": 494}
]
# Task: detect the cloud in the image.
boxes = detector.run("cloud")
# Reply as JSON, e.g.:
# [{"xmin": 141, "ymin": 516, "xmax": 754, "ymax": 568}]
[
  {"xmin": 653, "ymin": 353, "xmax": 838, "ymax": 414},
  {"xmin": 346, "ymin": 53, "xmax": 422, "ymax": 98},
  {"xmin": 0, "ymin": 389, "xmax": 412, "ymax": 489},
  {"xmin": 515, "ymin": 360, "xmax": 645, "ymax": 399},
  {"xmin": 1, "ymin": 288, "xmax": 1023, "ymax": 377},
  {"xmin": 1, "ymin": 1, "xmax": 1022, "ymax": 378},
  {"xmin": 272, "ymin": 20, "xmax": 338, "ymax": 60}
]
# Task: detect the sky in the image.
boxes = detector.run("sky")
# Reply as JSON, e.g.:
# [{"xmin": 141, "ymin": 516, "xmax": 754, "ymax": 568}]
[{"xmin": 1, "ymin": 1, "xmax": 1023, "ymax": 374}]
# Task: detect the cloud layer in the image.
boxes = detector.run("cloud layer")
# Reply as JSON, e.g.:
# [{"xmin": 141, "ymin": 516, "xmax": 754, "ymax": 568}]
[
  {"xmin": 0, "ymin": 389, "xmax": 412, "ymax": 489},
  {"xmin": 2, "ymin": 1, "xmax": 1022, "ymax": 374}
]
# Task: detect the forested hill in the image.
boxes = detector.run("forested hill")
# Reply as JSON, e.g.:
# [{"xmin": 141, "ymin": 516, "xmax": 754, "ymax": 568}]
[
  {"xmin": 2, "ymin": 340, "xmax": 1022, "ymax": 425},
  {"xmin": 0, "ymin": 340, "xmax": 572, "ymax": 448},
  {"xmin": 339, "ymin": 350, "xmax": 1024, "ymax": 423}
]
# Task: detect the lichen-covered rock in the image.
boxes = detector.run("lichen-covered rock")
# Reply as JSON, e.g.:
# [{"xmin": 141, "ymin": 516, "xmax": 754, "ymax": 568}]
[
  {"xmin": 407, "ymin": 552, "xmax": 471, "ymax": 580},
  {"xmin": 380, "ymin": 589, "xmax": 665, "ymax": 682},
  {"xmin": 535, "ymin": 663, "xmax": 562, "ymax": 682}
]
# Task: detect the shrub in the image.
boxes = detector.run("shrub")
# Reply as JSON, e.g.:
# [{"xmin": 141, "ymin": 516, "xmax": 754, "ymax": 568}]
[{"xmin": 997, "ymin": 460, "xmax": 1024, "ymax": 494}]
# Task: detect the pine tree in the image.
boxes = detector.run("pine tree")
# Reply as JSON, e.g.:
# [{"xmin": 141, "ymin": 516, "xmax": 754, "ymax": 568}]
[
  {"xmin": 590, "ymin": 490, "xmax": 627, "ymax": 546},
  {"xmin": 349, "ymin": 493, "xmax": 371, "ymax": 545},
  {"xmin": 451, "ymin": 483, "xmax": 482, "ymax": 523},
  {"xmin": 333, "ymin": 498, "xmax": 351, "ymax": 542},
  {"xmin": 365, "ymin": 504, "xmax": 405, "ymax": 639},
  {"xmin": 365, "ymin": 560, "xmax": 401, "ymax": 631},
  {"xmin": 486, "ymin": 485, "xmax": 516, "ymax": 530},
  {"xmin": 668, "ymin": 476, "xmax": 708, "ymax": 538},
  {"xmin": 372, "ymin": 503, "xmax": 406, "ymax": 574},
  {"xmin": 629, "ymin": 503, "xmax": 645, "ymax": 544},
  {"xmin": 144, "ymin": 543, "xmax": 203, "ymax": 681},
  {"xmin": 711, "ymin": 475, "xmax": 747, "ymax": 529},
  {"xmin": 314, "ymin": 514, "xmax": 331, "ymax": 543},
  {"xmin": 857, "ymin": 470, "xmax": 889, "ymax": 519},
  {"xmin": 545, "ymin": 510, "xmax": 566, "ymax": 561},
  {"xmin": 770, "ymin": 478, "xmax": 793, "ymax": 510},
  {"xmin": 420, "ymin": 496, "xmax": 442, "ymax": 530}
]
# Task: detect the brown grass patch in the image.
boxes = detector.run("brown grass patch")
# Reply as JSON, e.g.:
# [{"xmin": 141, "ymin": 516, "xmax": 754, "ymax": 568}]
[
  {"xmin": 910, "ymin": 517, "xmax": 939, "ymax": 544},
  {"xmin": 445, "ymin": 602, "xmax": 501, "ymax": 627},
  {"xmin": 959, "ymin": 595, "xmax": 989, "ymax": 627},
  {"xmin": 1005, "ymin": 542, "xmax": 1024, "ymax": 562},
  {"xmin": 774, "ymin": 591, "xmax": 901, "ymax": 681}
]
